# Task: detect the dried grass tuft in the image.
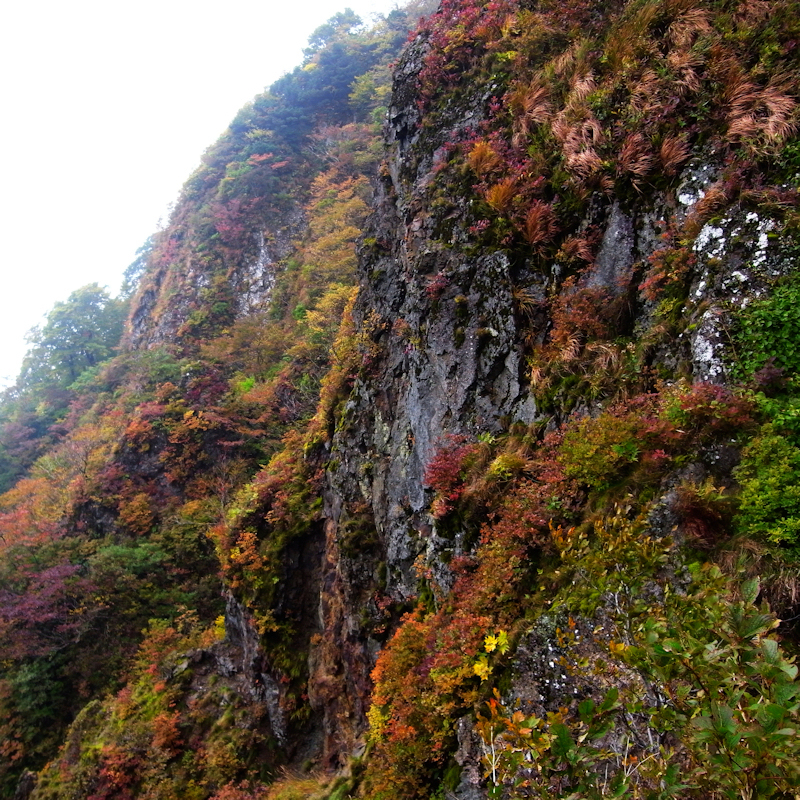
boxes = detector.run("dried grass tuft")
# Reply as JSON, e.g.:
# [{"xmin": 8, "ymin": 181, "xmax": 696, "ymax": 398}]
[
  {"xmin": 683, "ymin": 181, "xmax": 732, "ymax": 238},
  {"xmin": 530, "ymin": 361, "xmax": 548, "ymax": 388},
  {"xmin": 667, "ymin": 7, "xmax": 712, "ymax": 49},
  {"xmin": 733, "ymin": 0, "xmax": 772, "ymax": 29},
  {"xmin": 522, "ymin": 200, "xmax": 559, "ymax": 248},
  {"xmin": 561, "ymin": 334, "xmax": 583, "ymax": 363},
  {"xmin": 551, "ymin": 39, "xmax": 593, "ymax": 82},
  {"xmin": 726, "ymin": 74, "xmax": 798, "ymax": 150},
  {"xmin": 585, "ymin": 342, "xmax": 623, "ymax": 374},
  {"xmin": 605, "ymin": 1, "xmax": 660, "ymax": 70},
  {"xmin": 484, "ymin": 177, "xmax": 518, "ymax": 213},
  {"xmin": 659, "ymin": 134, "xmax": 692, "ymax": 176},
  {"xmin": 558, "ymin": 235, "xmax": 595, "ymax": 265},
  {"xmin": 629, "ymin": 70, "xmax": 664, "ymax": 114},
  {"xmin": 467, "ymin": 140, "xmax": 502, "ymax": 176},
  {"xmin": 510, "ymin": 80, "xmax": 552, "ymax": 143},
  {"xmin": 555, "ymin": 113, "xmax": 605, "ymax": 178},
  {"xmin": 567, "ymin": 71, "xmax": 596, "ymax": 107},
  {"xmin": 511, "ymin": 80, "xmax": 552, "ymax": 125},
  {"xmin": 618, "ymin": 132, "xmax": 656, "ymax": 185},
  {"xmin": 567, "ymin": 148, "xmax": 605, "ymax": 177},
  {"xmin": 668, "ymin": 48, "xmax": 705, "ymax": 94},
  {"xmin": 512, "ymin": 285, "xmax": 540, "ymax": 319}
]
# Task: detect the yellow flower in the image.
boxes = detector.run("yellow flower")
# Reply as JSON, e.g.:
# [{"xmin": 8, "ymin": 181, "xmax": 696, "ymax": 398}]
[{"xmin": 474, "ymin": 657, "xmax": 492, "ymax": 681}]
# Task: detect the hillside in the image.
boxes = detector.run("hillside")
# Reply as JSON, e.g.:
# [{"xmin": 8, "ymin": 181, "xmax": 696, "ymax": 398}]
[{"xmin": 3, "ymin": 0, "xmax": 800, "ymax": 797}]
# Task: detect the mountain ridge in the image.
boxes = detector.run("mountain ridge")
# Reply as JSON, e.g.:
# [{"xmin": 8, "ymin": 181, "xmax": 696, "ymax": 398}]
[{"xmin": 4, "ymin": 0, "xmax": 800, "ymax": 797}]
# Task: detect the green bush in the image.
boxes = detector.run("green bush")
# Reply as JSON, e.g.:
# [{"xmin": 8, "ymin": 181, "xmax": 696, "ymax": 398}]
[
  {"xmin": 479, "ymin": 512, "xmax": 800, "ymax": 799},
  {"xmin": 734, "ymin": 273, "xmax": 800, "ymax": 381},
  {"xmin": 559, "ymin": 413, "xmax": 641, "ymax": 491},
  {"xmin": 734, "ymin": 424, "xmax": 800, "ymax": 550}
]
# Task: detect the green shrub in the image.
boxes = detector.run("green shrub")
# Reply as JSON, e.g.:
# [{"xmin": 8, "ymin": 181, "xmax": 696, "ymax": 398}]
[
  {"xmin": 734, "ymin": 272, "xmax": 800, "ymax": 381},
  {"xmin": 559, "ymin": 413, "xmax": 642, "ymax": 491},
  {"xmin": 734, "ymin": 424, "xmax": 800, "ymax": 551},
  {"xmin": 480, "ymin": 510, "xmax": 800, "ymax": 799}
]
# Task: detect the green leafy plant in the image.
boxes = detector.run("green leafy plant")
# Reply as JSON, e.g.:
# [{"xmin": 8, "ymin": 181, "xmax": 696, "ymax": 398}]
[
  {"xmin": 625, "ymin": 570, "xmax": 800, "ymax": 799},
  {"xmin": 480, "ymin": 508, "xmax": 800, "ymax": 799},
  {"xmin": 734, "ymin": 424, "xmax": 800, "ymax": 550},
  {"xmin": 733, "ymin": 272, "xmax": 800, "ymax": 381}
]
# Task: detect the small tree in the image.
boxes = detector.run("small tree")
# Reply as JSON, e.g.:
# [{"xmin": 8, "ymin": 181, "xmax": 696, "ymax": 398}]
[{"xmin": 19, "ymin": 283, "xmax": 126, "ymax": 390}]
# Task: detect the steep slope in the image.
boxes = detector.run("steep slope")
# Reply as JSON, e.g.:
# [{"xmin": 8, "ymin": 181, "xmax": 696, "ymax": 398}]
[
  {"xmin": 340, "ymin": 3, "xmax": 798, "ymax": 797},
  {"xmin": 0, "ymin": 7, "xmax": 427, "ymax": 798},
  {"xmin": 3, "ymin": 0, "xmax": 800, "ymax": 798},
  {"xmin": 124, "ymin": 8, "xmax": 414, "ymax": 352},
  {"xmin": 312, "ymin": 0, "xmax": 800, "ymax": 794}
]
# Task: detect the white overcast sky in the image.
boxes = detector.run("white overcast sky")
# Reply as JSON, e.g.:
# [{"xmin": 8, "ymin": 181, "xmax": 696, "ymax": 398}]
[{"xmin": 0, "ymin": 0, "xmax": 402, "ymax": 386}]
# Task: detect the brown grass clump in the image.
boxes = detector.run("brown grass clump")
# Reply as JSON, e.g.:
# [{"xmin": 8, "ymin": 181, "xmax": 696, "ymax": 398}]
[
  {"xmin": 659, "ymin": 134, "xmax": 692, "ymax": 176},
  {"xmin": 550, "ymin": 39, "xmax": 594, "ymax": 84},
  {"xmin": 605, "ymin": 0, "xmax": 660, "ymax": 71},
  {"xmin": 553, "ymin": 113, "xmax": 605, "ymax": 178},
  {"xmin": 618, "ymin": 132, "xmax": 656, "ymax": 187},
  {"xmin": 511, "ymin": 285, "xmax": 541, "ymax": 319},
  {"xmin": 567, "ymin": 70, "xmax": 596, "ymax": 107},
  {"xmin": 726, "ymin": 74, "xmax": 798, "ymax": 151},
  {"xmin": 585, "ymin": 342, "xmax": 625, "ymax": 375},
  {"xmin": 733, "ymin": 0, "xmax": 773, "ymax": 29},
  {"xmin": 484, "ymin": 177, "xmax": 518, "ymax": 213},
  {"xmin": 629, "ymin": 69, "xmax": 665, "ymax": 115},
  {"xmin": 682, "ymin": 180, "xmax": 733, "ymax": 238},
  {"xmin": 467, "ymin": 140, "xmax": 502, "ymax": 176},
  {"xmin": 522, "ymin": 200, "xmax": 558, "ymax": 248},
  {"xmin": 668, "ymin": 48, "xmax": 705, "ymax": 95},
  {"xmin": 557, "ymin": 234, "xmax": 595, "ymax": 265},
  {"xmin": 510, "ymin": 79, "xmax": 552, "ymax": 144},
  {"xmin": 667, "ymin": 6, "xmax": 712, "ymax": 49},
  {"xmin": 572, "ymin": 171, "xmax": 615, "ymax": 200},
  {"xmin": 567, "ymin": 147, "xmax": 606, "ymax": 178},
  {"xmin": 529, "ymin": 278, "xmax": 633, "ymax": 397},
  {"xmin": 458, "ymin": 434, "xmax": 536, "ymax": 509}
]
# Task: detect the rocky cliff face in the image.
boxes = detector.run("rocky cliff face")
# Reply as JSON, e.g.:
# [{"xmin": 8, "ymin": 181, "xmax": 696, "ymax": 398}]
[
  {"xmin": 330, "ymin": 45, "xmax": 539, "ymax": 597},
  {"xmin": 126, "ymin": 205, "xmax": 305, "ymax": 351},
  {"xmin": 309, "ymin": 35, "xmax": 544, "ymax": 767},
  {"xmin": 302, "ymin": 1, "xmax": 800, "ymax": 792}
]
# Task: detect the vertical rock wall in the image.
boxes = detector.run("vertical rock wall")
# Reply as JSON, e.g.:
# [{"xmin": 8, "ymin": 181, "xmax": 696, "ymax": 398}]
[{"xmin": 305, "ymin": 27, "xmax": 798, "ymax": 775}]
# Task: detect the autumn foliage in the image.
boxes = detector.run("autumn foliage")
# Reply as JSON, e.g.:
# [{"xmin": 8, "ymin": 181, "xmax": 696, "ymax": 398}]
[{"xmin": 3, "ymin": 0, "xmax": 800, "ymax": 797}]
